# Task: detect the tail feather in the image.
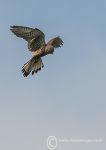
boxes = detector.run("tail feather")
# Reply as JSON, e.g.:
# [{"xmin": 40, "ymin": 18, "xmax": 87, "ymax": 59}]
[{"xmin": 22, "ymin": 57, "xmax": 44, "ymax": 77}]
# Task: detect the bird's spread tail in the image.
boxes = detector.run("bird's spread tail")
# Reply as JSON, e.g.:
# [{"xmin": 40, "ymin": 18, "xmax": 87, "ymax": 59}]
[{"xmin": 22, "ymin": 57, "xmax": 44, "ymax": 77}]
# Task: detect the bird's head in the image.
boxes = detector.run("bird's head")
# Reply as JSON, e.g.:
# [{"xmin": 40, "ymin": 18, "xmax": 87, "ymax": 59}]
[{"xmin": 45, "ymin": 45, "xmax": 54, "ymax": 54}]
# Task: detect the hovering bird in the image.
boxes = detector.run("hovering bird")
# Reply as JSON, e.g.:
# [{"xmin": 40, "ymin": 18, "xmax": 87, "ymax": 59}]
[{"xmin": 10, "ymin": 25, "xmax": 63, "ymax": 77}]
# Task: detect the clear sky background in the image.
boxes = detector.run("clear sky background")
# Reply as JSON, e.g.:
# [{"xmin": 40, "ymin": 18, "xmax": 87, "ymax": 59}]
[{"xmin": 0, "ymin": 0, "xmax": 106, "ymax": 150}]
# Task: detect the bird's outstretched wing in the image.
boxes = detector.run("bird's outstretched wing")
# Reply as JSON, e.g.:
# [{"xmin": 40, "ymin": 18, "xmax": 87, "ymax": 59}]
[
  {"xmin": 47, "ymin": 36, "xmax": 63, "ymax": 48},
  {"xmin": 10, "ymin": 25, "xmax": 45, "ymax": 51}
]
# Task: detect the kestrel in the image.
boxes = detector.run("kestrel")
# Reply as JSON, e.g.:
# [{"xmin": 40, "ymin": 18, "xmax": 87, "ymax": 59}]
[{"xmin": 10, "ymin": 25, "xmax": 63, "ymax": 77}]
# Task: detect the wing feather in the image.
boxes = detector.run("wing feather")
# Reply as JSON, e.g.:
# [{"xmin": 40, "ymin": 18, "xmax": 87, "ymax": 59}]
[
  {"xmin": 47, "ymin": 36, "xmax": 63, "ymax": 48},
  {"xmin": 10, "ymin": 25, "xmax": 45, "ymax": 51}
]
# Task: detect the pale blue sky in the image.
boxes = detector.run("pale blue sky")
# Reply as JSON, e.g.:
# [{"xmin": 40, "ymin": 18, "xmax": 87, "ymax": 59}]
[{"xmin": 0, "ymin": 0, "xmax": 106, "ymax": 150}]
